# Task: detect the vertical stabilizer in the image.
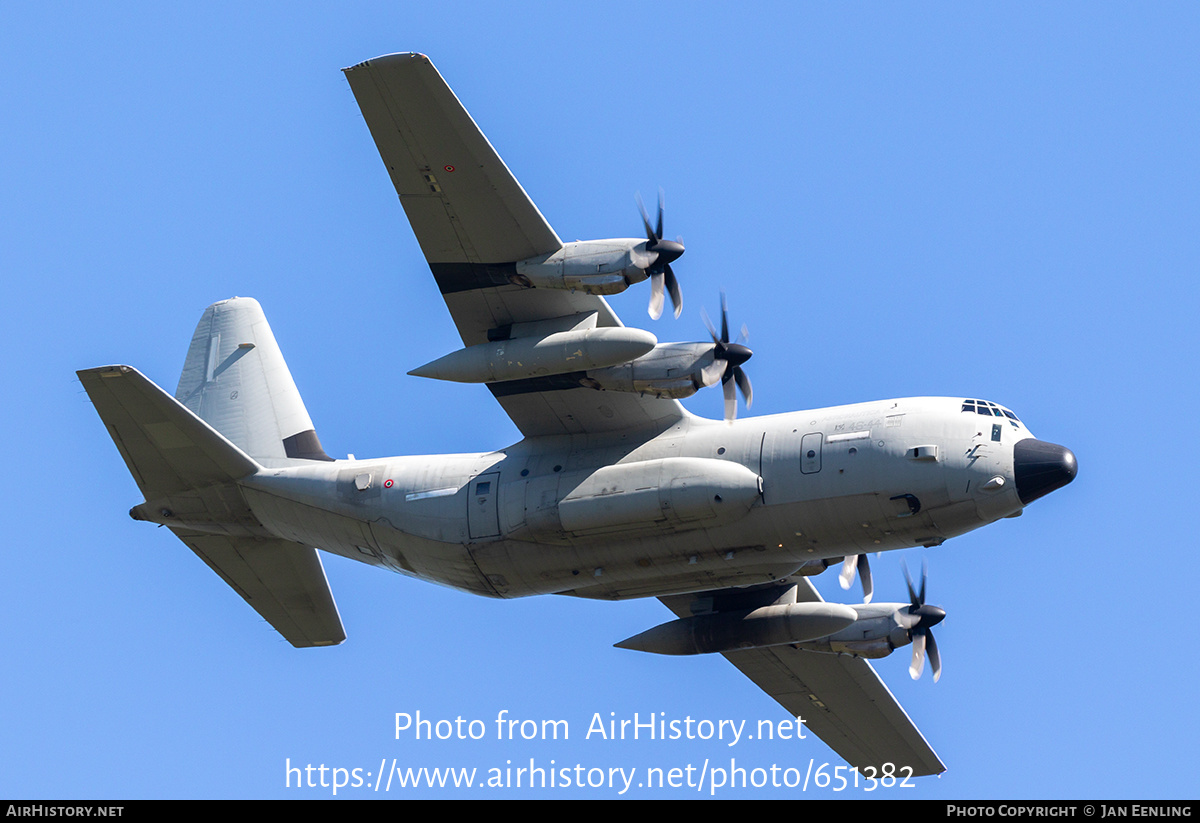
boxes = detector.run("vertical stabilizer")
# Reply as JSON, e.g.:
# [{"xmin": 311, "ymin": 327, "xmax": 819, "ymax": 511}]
[{"xmin": 176, "ymin": 297, "xmax": 332, "ymax": 462}]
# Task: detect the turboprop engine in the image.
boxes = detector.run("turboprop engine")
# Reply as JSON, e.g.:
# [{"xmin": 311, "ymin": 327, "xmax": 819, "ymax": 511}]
[
  {"xmin": 618, "ymin": 563, "xmax": 947, "ymax": 681},
  {"xmin": 514, "ymin": 190, "xmax": 686, "ymax": 319},
  {"xmin": 515, "ymin": 239, "xmax": 659, "ymax": 294},
  {"xmin": 408, "ymin": 294, "xmax": 756, "ymax": 422},
  {"xmin": 581, "ymin": 293, "xmax": 754, "ymax": 421}
]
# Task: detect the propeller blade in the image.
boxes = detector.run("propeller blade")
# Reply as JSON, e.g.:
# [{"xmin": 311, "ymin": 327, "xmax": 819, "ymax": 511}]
[
  {"xmin": 635, "ymin": 190, "xmax": 684, "ymax": 319},
  {"xmin": 909, "ymin": 631, "xmax": 926, "ymax": 680},
  {"xmin": 656, "ymin": 188, "xmax": 664, "ymax": 240},
  {"xmin": 720, "ymin": 290, "xmax": 729, "ymax": 343},
  {"xmin": 722, "ymin": 373, "xmax": 737, "ymax": 422},
  {"xmin": 895, "ymin": 608, "xmax": 920, "ymax": 631},
  {"xmin": 636, "ymin": 192, "xmax": 655, "ymax": 243},
  {"xmin": 858, "ymin": 553, "xmax": 872, "ymax": 603},
  {"xmin": 927, "ymin": 630, "xmax": 942, "ymax": 683},
  {"xmin": 902, "ymin": 559, "xmax": 921, "ymax": 609},
  {"xmin": 734, "ymin": 366, "xmax": 753, "ymax": 410},
  {"xmin": 699, "ymin": 357, "xmax": 726, "ymax": 388},
  {"xmin": 700, "ymin": 291, "xmax": 753, "ymax": 422},
  {"xmin": 664, "ymin": 263, "xmax": 682, "ymax": 319},
  {"xmin": 839, "ymin": 555, "xmax": 858, "ymax": 590},
  {"xmin": 701, "ymin": 306, "xmax": 719, "ymax": 344},
  {"xmin": 838, "ymin": 553, "xmax": 872, "ymax": 602},
  {"xmin": 648, "ymin": 272, "xmax": 665, "ymax": 320},
  {"xmin": 898, "ymin": 559, "xmax": 944, "ymax": 681}
]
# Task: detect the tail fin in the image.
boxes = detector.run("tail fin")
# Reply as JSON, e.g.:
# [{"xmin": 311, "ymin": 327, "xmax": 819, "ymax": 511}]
[{"xmin": 175, "ymin": 297, "xmax": 332, "ymax": 462}]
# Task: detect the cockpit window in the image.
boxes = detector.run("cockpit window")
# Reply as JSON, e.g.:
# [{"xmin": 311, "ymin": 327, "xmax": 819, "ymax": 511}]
[{"xmin": 962, "ymin": 399, "xmax": 1022, "ymax": 428}]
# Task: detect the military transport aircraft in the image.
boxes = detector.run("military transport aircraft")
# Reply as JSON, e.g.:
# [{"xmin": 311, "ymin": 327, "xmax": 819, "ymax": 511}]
[{"xmin": 78, "ymin": 53, "xmax": 1077, "ymax": 778}]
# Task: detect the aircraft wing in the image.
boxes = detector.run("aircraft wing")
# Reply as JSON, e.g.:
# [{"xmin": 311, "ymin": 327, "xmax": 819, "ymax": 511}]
[
  {"xmin": 343, "ymin": 53, "xmax": 685, "ymax": 437},
  {"xmin": 660, "ymin": 579, "xmax": 946, "ymax": 777}
]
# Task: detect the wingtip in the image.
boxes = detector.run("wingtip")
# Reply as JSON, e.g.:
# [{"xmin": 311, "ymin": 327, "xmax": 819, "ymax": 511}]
[
  {"xmin": 77, "ymin": 364, "xmax": 136, "ymax": 380},
  {"xmin": 343, "ymin": 52, "xmax": 430, "ymax": 72}
]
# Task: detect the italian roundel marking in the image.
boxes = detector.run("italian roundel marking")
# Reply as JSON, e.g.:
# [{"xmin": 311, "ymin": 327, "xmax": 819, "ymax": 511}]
[
  {"xmin": 443, "ymin": 164, "xmax": 455, "ymax": 172},
  {"xmin": 384, "ymin": 479, "xmax": 394, "ymax": 489}
]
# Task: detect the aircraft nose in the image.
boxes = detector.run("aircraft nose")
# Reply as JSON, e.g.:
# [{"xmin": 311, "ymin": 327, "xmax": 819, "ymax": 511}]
[{"xmin": 1013, "ymin": 438, "xmax": 1078, "ymax": 504}]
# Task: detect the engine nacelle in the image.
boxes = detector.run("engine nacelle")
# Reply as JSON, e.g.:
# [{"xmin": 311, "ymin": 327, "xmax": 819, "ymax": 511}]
[
  {"xmin": 791, "ymin": 603, "xmax": 914, "ymax": 658},
  {"xmin": 515, "ymin": 239, "xmax": 652, "ymax": 294},
  {"xmin": 582, "ymin": 342, "xmax": 717, "ymax": 399}
]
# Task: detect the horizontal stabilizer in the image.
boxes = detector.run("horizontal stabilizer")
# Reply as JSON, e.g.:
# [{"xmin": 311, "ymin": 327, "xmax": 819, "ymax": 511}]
[
  {"xmin": 173, "ymin": 531, "xmax": 345, "ymax": 648},
  {"xmin": 78, "ymin": 365, "xmax": 260, "ymax": 497},
  {"xmin": 80, "ymin": 365, "xmax": 344, "ymax": 647}
]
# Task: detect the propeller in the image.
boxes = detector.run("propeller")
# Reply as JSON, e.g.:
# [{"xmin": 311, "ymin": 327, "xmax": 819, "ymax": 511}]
[
  {"xmin": 897, "ymin": 560, "xmax": 946, "ymax": 682},
  {"xmin": 839, "ymin": 553, "xmax": 873, "ymax": 603},
  {"xmin": 700, "ymin": 291, "xmax": 753, "ymax": 422},
  {"xmin": 635, "ymin": 190, "xmax": 685, "ymax": 320}
]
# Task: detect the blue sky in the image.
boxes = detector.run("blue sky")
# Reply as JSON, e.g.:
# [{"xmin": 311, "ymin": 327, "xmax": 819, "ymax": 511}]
[{"xmin": 4, "ymin": 1, "xmax": 1197, "ymax": 799}]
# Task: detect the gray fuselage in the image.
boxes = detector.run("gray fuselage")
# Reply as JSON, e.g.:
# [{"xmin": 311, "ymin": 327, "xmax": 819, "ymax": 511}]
[{"xmin": 239, "ymin": 396, "xmax": 1032, "ymax": 600}]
